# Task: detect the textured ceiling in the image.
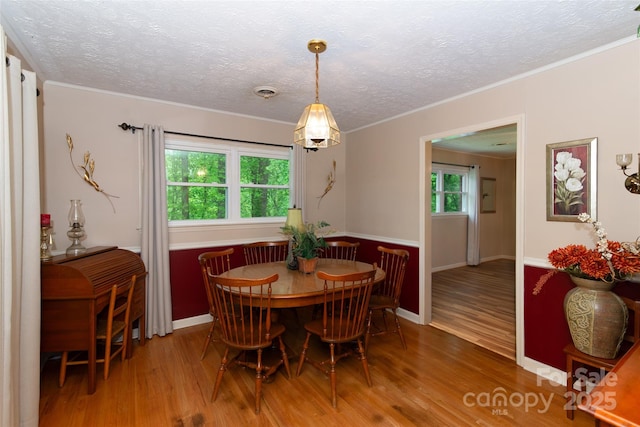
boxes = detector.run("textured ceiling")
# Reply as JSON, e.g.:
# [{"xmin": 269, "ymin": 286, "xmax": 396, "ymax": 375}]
[
  {"xmin": 2, "ymin": 0, "xmax": 639, "ymax": 148},
  {"xmin": 432, "ymin": 124, "xmax": 518, "ymax": 159}
]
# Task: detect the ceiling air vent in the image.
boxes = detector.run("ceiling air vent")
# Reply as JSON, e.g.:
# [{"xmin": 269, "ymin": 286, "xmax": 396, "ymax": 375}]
[{"xmin": 253, "ymin": 86, "xmax": 278, "ymax": 99}]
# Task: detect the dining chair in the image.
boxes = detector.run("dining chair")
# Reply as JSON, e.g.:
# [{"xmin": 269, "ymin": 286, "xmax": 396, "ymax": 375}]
[
  {"xmin": 198, "ymin": 248, "xmax": 234, "ymax": 360},
  {"xmin": 320, "ymin": 240, "xmax": 360, "ymax": 261},
  {"xmin": 296, "ymin": 267, "xmax": 377, "ymax": 408},
  {"xmin": 310, "ymin": 241, "xmax": 361, "ymax": 319},
  {"xmin": 564, "ymin": 296, "xmax": 640, "ymax": 420},
  {"xmin": 59, "ymin": 274, "xmax": 136, "ymax": 387},
  {"xmin": 365, "ymin": 246, "xmax": 409, "ymax": 353},
  {"xmin": 243, "ymin": 240, "xmax": 289, "ymax": 265},
  {"xmin": 208, "ymin": 272, "xmax": 291, "ymax": 414}
]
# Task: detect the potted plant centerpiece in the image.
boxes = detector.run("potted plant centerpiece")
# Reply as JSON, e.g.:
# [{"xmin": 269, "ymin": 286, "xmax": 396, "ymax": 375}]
[{"xmin": 282, "ymin": 220, "xmax": 330, "ymax": 273}]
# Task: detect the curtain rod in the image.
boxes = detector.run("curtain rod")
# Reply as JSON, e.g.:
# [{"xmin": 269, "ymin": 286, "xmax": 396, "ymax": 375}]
[
  {"xmin": 432, "ymin": 161, "xmax": 475, "ymax": 168},
  {"xmin": 117, "ymin": 122, "xmax": 292, "ymax": 150}
]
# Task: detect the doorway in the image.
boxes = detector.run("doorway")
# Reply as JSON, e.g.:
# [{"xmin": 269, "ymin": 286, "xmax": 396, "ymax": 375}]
[{"xmin": 422, "ymin": 119, "xmax": 523, "ymax": 362}]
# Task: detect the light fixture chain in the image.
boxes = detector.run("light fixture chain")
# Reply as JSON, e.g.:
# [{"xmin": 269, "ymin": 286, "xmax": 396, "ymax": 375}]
[{"xmin": 315, "ymin": 52, "xmax": 320, "ymax": 103}]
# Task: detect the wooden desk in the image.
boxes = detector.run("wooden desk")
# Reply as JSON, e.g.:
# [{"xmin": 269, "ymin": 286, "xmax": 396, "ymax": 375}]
[
  {"xmin": 578, "ymin": 340, "xmax": 640, "ymax": 426},
  {"xmin": 41, "ymin": 246, "xmax": 147, "ymax": 394},
  {"xmin": 218, "ymin": 259, "xmax": 385, "ymax": 308}
]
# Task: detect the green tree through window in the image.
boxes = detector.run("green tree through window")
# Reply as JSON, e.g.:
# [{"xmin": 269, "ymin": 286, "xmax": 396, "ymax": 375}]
[
  {"xmin": 165, "ymin": 142, "xmax": 291, "ymax": 222},
  {"xmin": 240, "ymin": 156, "xmax": 289, "ymax": 218},
  {"xmin": 431, "ymin": 165, "xmax": 468, "ymax": 214}
]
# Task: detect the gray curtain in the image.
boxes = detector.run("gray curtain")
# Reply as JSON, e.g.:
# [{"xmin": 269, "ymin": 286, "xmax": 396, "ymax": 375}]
[
  {"xmin": 292, "ymin": 144, "xmax": 305, "ymax": 215},
  {"xmin": 141, "ymin": 124, "xmax": 173, "ymax": 338},
  {"xmin": 467, "ymin": 165, "xmax": 480, "ymax": 266},
  {"xmin": 1, "ymin": 29, "xmax": 41, "ymax": 427}
]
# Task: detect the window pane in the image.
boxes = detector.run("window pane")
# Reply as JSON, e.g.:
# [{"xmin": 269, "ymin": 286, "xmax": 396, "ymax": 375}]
[
  {"xmin": 444, "ymin": 193, "xmax": 462, "ymax": 212},
  {"xmin": 431, "ymin": 173, "xmax": 437, "ymax": 191},
  {"xmin": 167, "ymin": 186, "xmax": 227, "ymax": 220},
  {"xmin": 443, "ymin": 174, "xmax": 462, "ymax": 192},
  {"xmin": 240, "ymin": 188, "xmax": 289, "ymax": 218},
  {"xmin": 165, "ymin": 149, "xmax": 226, "ymax": 184},
  {"xmin": 240, "ymin": 156, "xmax": 289, "ymax": 185}
]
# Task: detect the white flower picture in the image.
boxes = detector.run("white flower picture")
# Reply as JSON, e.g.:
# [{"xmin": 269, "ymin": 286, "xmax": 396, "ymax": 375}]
[
  {"xmin": 553, "ymin": 151, "xmax": 585, "ymax": 215},
  {"xmin": 546, "ymin": 138, "xmax": 597, "ymax": 222}
]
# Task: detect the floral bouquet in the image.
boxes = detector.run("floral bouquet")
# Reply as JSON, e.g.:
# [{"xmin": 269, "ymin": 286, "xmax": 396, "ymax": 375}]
[
  {"xmin": 533, "ymin": 213, "xmax": 640, "ymax": 294},
  {"xmin": 553, "ymin": 151, "xmax": 586, "ymax": 215}
]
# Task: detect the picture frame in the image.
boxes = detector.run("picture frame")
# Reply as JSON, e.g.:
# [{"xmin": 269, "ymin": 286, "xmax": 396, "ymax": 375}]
[
  {"xmin": 546, "ymin": 137, "xmax": 597, "ymax": 222},
  {"xmin": 481, "ymin": 177, "xmax": 496, "ymax": 213}
]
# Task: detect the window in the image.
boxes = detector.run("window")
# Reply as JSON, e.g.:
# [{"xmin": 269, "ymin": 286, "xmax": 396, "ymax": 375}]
[
  {"xmin": 165, "ymin": 139, "xmax": 292, "ymax": 224},
  {"xmin": 431, "ymin": 165, "xmax": 468, "ymax": 214}
]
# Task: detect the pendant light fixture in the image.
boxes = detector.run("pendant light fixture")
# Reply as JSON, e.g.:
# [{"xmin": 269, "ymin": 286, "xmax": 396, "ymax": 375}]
[{"xmin": 294, "ymin": 39, "xmax": 341, "ymax": 149}]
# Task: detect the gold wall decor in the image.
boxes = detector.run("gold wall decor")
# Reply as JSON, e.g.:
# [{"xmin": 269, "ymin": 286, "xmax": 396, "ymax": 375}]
[
  {"xmin": 317, "ymin": 160, "xmax": 336, "ymax": 208},
  {"xmin": 66, "ymin": 134, "xmax": 119, "ymax": 212}
]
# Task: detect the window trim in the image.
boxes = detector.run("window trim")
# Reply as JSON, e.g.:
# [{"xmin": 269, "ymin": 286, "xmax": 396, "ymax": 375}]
[{"xmin": 431, "ymin": 164, "xmax": 469, "ymax": 216}]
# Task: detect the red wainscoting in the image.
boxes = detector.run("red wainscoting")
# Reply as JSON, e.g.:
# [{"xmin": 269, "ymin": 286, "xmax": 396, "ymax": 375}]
[
  {"xmin": 168, "ymin": 238, "xmax": 420, "ymax": 322},
  {"xmin": 350, "ymin": 238, "xmax": 420, "ymax": 315},
  {"xmin": 524, "ymin": 265, "xmax": 640, "ymax": 370},
  {"xmin": 169, "ymin": 244, "xmax": 246, "ymax": 321},
  {"xmin": 523, "ymin": 265, "xmax": 573, "ymax": 370}
]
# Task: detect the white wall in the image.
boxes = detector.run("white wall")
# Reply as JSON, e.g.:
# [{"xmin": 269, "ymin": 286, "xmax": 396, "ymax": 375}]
[{"xmin": 41, "ymin": 83, "xmax": 347, "ymax": 251}]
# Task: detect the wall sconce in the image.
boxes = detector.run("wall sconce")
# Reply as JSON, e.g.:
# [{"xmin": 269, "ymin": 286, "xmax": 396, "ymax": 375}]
[{"xmin": 616, "ymin": 153, "xmax": 640, "ymax": 194}]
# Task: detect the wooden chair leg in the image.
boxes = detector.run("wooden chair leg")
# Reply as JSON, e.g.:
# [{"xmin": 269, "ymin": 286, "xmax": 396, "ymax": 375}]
[
  {"xmin": 211, "ymin": 348, "xmax": 230, "ymax": 402},
  {"xmin": 357, "ymin": 339, "xmax": 372, "ymax": 387},
  {"xmin": 296, "ymin": 333, "xmax": 311, "ymax": 376},
  {"xmin": 329, "ymin": 343, "xmax": 338, "ymax": 408},
  {"xmin": 393, "ymin": 310, "xmax": 407, "ymax": 350},
  {"xmin": 255, "ymin": 348, "xmax": 263, "ymax": 414},
  {"xmin": 58, "ymin": 351, "xmax": 68, "ymax": 387},
  {"xmin": 200, "ymin": 320, "xmax": 215, "ymax": 360},
  {"xmin": 277, "ymin": 336, "xmax": 291, "ymax": 379},
  {"xmin": 364, "ymin": 309, "xmax": 374, "ymax": 353},
  {"xmin": 104, "ymin": 337, "xmax": 112, "ymax": 380}
]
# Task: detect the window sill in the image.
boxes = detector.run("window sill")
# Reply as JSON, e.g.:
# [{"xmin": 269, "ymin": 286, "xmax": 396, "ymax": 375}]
[{"xmin": 432, "ymin": 213, "xmax": 468, "ymax": 219}]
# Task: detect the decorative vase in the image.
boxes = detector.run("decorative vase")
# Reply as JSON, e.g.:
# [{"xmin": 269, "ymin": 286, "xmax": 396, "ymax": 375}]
[
  {"xmin": 564, "ymin": 276, "xmax": 628, "ymax": 359},
  {"xmin": 297, "ymin": 257, "xmax": 318, "ymax": 274}
]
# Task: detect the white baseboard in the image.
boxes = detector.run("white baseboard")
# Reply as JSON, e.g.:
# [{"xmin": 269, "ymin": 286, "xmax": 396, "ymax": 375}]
[
  {"xmin": 172, "ymin": 309, "xmax": 420, "ymax": 330},
  {"xmin": 431, "ymin": 262, "xmax": 468, "ymax": 272},
  {"xmin": 431, "ymin": 255, "xmax": 515, "ymax": 273},
  {"xmin": 397, "ymin": 307, "xmax": 420, "ymax": 324},
  {"xmin": 521, "ymin": 356, "xmax": 566, "ymax": 387},
  {"xmin": 173, "ymin": 314, "xmax": 212, "ymax": 330}
]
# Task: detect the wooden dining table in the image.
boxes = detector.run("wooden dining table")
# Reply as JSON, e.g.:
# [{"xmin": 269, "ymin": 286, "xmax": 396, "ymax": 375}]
[{"xmin": 217, "ymin": 259, "xmax": 385, "ymax": 308}]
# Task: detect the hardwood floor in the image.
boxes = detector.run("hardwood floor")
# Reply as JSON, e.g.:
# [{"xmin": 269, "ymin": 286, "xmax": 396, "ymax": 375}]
[
  {"xmin": 39, "ymin": 305, "xmax": 595, "ymax": 426},
  {"xmin": 431, "ymin": 259, "xmax": 516, "ymax": 360}
]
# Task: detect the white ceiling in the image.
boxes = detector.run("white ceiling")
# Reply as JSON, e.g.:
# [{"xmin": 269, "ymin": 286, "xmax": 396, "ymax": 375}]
[{"xmin": 2, "ymin": 0, "xmax": 639, "ymax": 154}]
